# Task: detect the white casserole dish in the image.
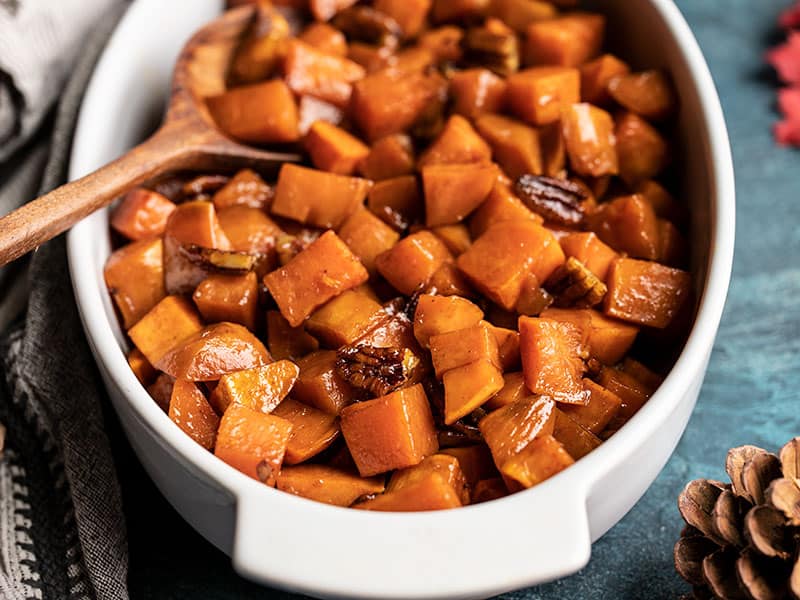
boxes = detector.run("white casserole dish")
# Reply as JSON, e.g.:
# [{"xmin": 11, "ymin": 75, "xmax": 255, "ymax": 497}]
[{"xmin": 66, "ymin": 1, "xmax": 735, "ymax": 598}]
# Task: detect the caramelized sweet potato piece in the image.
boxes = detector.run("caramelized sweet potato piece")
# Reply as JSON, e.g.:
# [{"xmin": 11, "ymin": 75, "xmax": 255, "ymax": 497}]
[
  {"xmin": 305, "ymin": 121, "xmax": 370, "ymax": 175},
  {"xmin": 147, "ymin": 372, "xmax": 174, "ymax": 412},
  {"xmin": 375, "ymin": 231, "xmax": 452, "ymax": 295},
  {"xmin": 479, "ymin": 395, "xmax": 556, "ymax": 468},
  {"xmin": 428, "ymin": 262, "xmax": 475, "ymax": 297},
  {"xmin": 419, "ymin": 26, "xmax": 464, "ymax": 62},
  {"xmin": 523, "ymin": 12, "xmax": 605, "ymax": 67},
  {"xmin": 169, "ymin": 380, "xmax": 220, "ymax": 450},
  {"xmin": 293, "ymin": 350, "xmax": 354, "ymax": 414},
  {"xmin": 440, "ymin": 444, "xmax": 498, "ymax": 487},
  {"xmin": 128, "ymin": 296, "xmax": 203, "ymax": 367},
  {"xmin": 486, "ymin": 323, "xmax": 521, "ymax": 370},
  {"xmin": 419, "ymin": 115, "xmax": 493, "ymax": 167},
  {"xmin": 431, "ymin": 0, "xmax": 489, "ymax": 23},
  {"xmin": 337, "ymin": 207, "xmax": 401, "ymax": 274},
  {"xmin": 507, "ymin": 66, "xmax": 580, "ymax": 125},
  {"xmin": 603, "ymin": 258, "xmax": 691, "ymax": 328},
  {"xmin": 540, "ymin": 307, "xmax": 638, "ymax": 365},
  {"xmin": 472, "ymin": 477, "xmax": 509, "ymax": 502},
  {"xmin": 413, "ymin": 294, "xmax": 484, "ymax": 348},
  {"xmin": 211, "ymin": 360, "xmax": 299, "ymax": 414},
  {"xmin": 105, "ymin": 238, "xmax": 166, "ymax": 329},
  {"xmin": 559, "ymin": 232, "xmax": 618, "ymax": 281},
  {"xmin": 297, "ymin": 94, "xmax": 345, "ymax": 136},
  {"xmin": 621, "ymin": 357, "xmax": 664, "ymax": 391},
  {"xmin": 519, "ymin": 316, "xmax": 588, "ymax": 404},
  {"xmin": 310, "ymin": 0, "xmax": 358, "ymax": 21},
  {"xmin": 488, "ymin": 0, "xmax": 556, "ymax": 32},
  {"xmin": 615, "ymin": 112, "xmax": 669, "ymax": 184},
  {"xmin": 589, "ymin": 194, "xmax": 660, "ymax": 260},
  {"xmin": 272, "ymin": 164, "xmax": 371, "ymax": 229},
  {"xmin": 354, "ymin": 472, "xmax": 462, "ymax": 511},
  {"xmin": 422, "ymin": 162, "xmax": 497, "ymax": 226},
  {"xmin": 266, "ymin": 310, "xmax": 320, "ymax": 361},
  {"xmin": 127, "ymin": 348, "xmax": 156, "ymax": 387},
  {"xmin": 165, "ymin": 201, "xmax": 231, "ymax": 250},
  {"xmin": 216, "ymin": 206, "xmax": 282, "ymax": 270},
  {"xmin": 305, "ymin": 289, "xmax": 384, "ymax": 346},
  {"xmin": 658, "ymin": 218, "xmax": 688, "ymax": 267},
  {"xmin": 475, "ymin": 113, "xmax": 542, "ymax": 179},
  {"xmin": 432, "ymin": 224, "xmax": 472, "ymax": 255},
  {"xmin": 560, "ymin": 378, "xmax": 622, "ymax": 435},
  {"xmin": 340, "ymin": 383, "xmax": 438, "ymax": 476},
  {"xmin": 283, "ymin": 39, "xmax": 365, "ymax": 107},
  {"xmin": 553, "ymin": 409, "xmax": 602, "ymax": 459},
  {"xmin": 212, "ymin": 169, "xmax": 272, "ymax": 211},
  {"xmin": 388, "ymin": 454, "xmax": 469, "ymax": 505},
  {"xmin": 193, "ymin": 272, "xmax": 258, "ymax": 330},
  {"xmin": 450, "ymin": 69, "xmax": 507, "ymax": 118},
  {"xmin": 359, "ymin": 134, "xmax": 415, "ymax": 181},
  {"xmin": 485, "ymin": 371, "xmax": 527, "ymax": 410},
  {"xmin": 299, "ymin": 22, "xmax": 348, "ymax": 56},
  {"xmin": 561, "ymin": 103, "xmax": 618, "ymax": 177},
  {"xmin": 264, "ymin": 230, "xmax": 369, "ymax": 326},
  {"xmin": 429, "ymin": 323, "xmax": 500, "ymax": 377},
  {"xmin": 374, "ymin": 0, "xmax": 431, "ymax": 37},
  {"xmin": 215, "ymin": 404, "xmax": 293, "ymax": 484},
  {"xmin": 228, "ymin": 2, "xmax": 290, "ymax": 85},
  {"xmin": 500, "ymin": 434, "xmax": 574, "ymax": 489},
  {"xmin": 598, "ymin": 366, "xmax": 652, "ymax": 424},
  {"xmin": 468, "ymin": 183, "xmax": 540, "ymax": 238},
  {"xmin": 207, "ymin": 80, "xmax": 299, "ymax": 143},
  {"xmin": 277, "ymin": 465, "xmax": 385, "ymax": 506},
  {"xmin": 366, "ymin": 175, "xmax": 422, "ymax": 231},
  {"xmin": 272, "ymin": 397, "xmax": 339, "ymax": 464},
  {"xmin": 443, "ymin": 360, "xmax": 505, "ymax": 424},
  {"xmin": 635, "ymin": 179, "xmax": 688, "ymax": 227},
  {"xmin": 111, "ymin": 188, "xmax": 176, "ymax": 241},
  {"xmin": 580, "ymin": 53, "xmax": 630, "ymax": 105},
  {"xmin": 608, "ymin": 70, "xmax": 676, "ymax": 121}
]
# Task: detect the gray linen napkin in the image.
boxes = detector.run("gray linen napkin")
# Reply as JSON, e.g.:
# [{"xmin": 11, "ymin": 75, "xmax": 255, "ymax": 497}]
[{"xmin": 0, "ymin": 3, "xmax": 129, "ymax": 599}]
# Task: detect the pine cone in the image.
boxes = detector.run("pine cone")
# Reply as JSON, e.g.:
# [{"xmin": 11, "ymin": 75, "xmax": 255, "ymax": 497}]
[{"xmin": 675, "ymin": 438, "xmax": 800, "ymax": 600}]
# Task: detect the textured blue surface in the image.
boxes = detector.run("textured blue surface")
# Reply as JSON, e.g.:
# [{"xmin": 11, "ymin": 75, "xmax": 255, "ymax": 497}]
[{"xmin": 120, "ymin": 2, "xmax": 800, "ymax": 598}]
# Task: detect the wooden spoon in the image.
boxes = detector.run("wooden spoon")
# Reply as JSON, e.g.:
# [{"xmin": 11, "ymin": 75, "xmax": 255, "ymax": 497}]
[{"xmin": 0, "ymin": 5, "xmax": 298, "ymax": 267}]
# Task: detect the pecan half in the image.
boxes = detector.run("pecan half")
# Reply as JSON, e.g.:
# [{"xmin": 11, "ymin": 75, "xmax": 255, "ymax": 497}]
[
  {"xmin": 462, "ymin": 24, "xmax": 519, "ymax": 77},
  {"xmin": 336, "ymin": 345, "xmax": 420, "ymax": 398},
  {"xmin": 515, "ymin": 174, "xmax": 589, "ymax": 226},
  {"xmin": 180, "ymin": 174, "xmax": 230, "ymax": 200},
  {"xmin": 545, "ymin": 257, "xmax": 607, "ymax": 308},
  {"xmin": 332, "ymin": 6, "xmax": 402, "ymax": 47}
]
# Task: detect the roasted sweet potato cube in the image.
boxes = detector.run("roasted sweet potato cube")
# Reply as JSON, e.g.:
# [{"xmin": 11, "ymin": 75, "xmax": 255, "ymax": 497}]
[
  {"xmin": 128, "ymin": 348, "xmax": 156, "ymax": 387},
  {"xmin": 500, "ymin": 434, "xmax": 574, "ymax": 489},
  {"xmin": 419, "ymin": 26, "xmax": 464, "ymax": 62},
  {"xmin": 658, "ymin": 218, "xmax": 688, "ymax": 267},
  {"xmin": 523, "ymin": 12, "xmax": 605, "ymax": 67},
  {"xmin": 353, "ymin": 473, "xmax": 462, "ymax": 511},
  {"xmin": 347, "ymin": 42, "xmax": 395, "ymax": 73},
  {"xmin": 272, "ymin": 397, "xmax": 340, "ymax": 464},
  {"xmin": 266, "ymin": 310, "xmax": 319, "ymax": 361},
  {"xmin": 352, "ymin": 68, "xmax": 447, "ymax": 141},
  {"xmin": 428, "ymin": 262, "xmax": 475, "ymax": 297},
  {"xmin": 412, "ymin": 294, "xmax": 483, "ymax": 348},
  {"xmin": 388, "ymin": 454, "xmax": 469, "ymax": 505},
  {"xmin": 457, "ymin": 221, "xmax": 564, "ymax": 310},
  {"xmin": 207, "ymin": 80, "xmax": 299, "ymax": 143},
  {"xmin": 485, "ymin": 371, "xmax": 527, "ymax": 410},
  {"xmin": 283, "ymin": 39, "xmax": 364, "ymax": 107},
  {"xmin": 615, "ymin": 112, "xmax": 669, "ymax": 184},
  {"xmin": 375, "ymin": 231, "xmax": 452, "ymax": 295},
  {"xmin": 156, "ymin": 322, "xmax": 272, "ymax": 381},
  {"xmin": 621, "ymin": 357, "xmax": 664, "ymax": 391},
  {"xmin": 147, "ymin": 373, "xmax": 174, "ymax": 413},
  {"xmin": 488, "ymin": 0, "xmax": 557, "ymax": 32},
  {"xmin": 440, "ymin": 445, "xmax": 498, "ymax": 487},
  {"xmin": 608, "ymin": 70, "xmax": 676, "ymax": 121},
  {"xmin": 211, "ymin": 360, "xmax": 299, "ymax": 414},
  {"xmin": 374, "ymin": 0, "xmax": 431, "ymax": 37},
  {"xmin": 169, "ymin": 380, "xmax": 220, "ymax": 450},
  {"xmin": 422, "ymin": 162, "xmax": 497, "ymax": 227},
  {"xmin": 305, "ymin": 289, "xmax": 384, "ymax": 347},
  {"xmin": 215, "ymin": 404, "xmax": 293, "ymax": 484},
  {"xmin": 519, "ymin": 316, "xmax": 588, "ymax": 404},
  {"xmin": 580, "ymin": 53, "xmax": 630, "ymax": 106},
  {"xmin": 165, "ymin": 201, "xmax": 231, "ymax": 249},
  {"xmin": 264, "ymin": 231, "xmax": 369, "ymax": 327},
  {"xmin": 486, "ymin": 323, "xmax": 521, "ymax": 370},
  {"xmin": 553, "ymin": 409, "xmax": 602, "ymax": 460},
  {"xmin": 432, "ymin": 224, "xmax": 471, "ymax": 255},
  {"xmin": 450, "ymin": 69, "xmax": 507, "ymax": 118},
  {"xmin": 559, "ymin": 232, "xmax": 618, "ymax": 281},
  {"xmin": 305, "ymin": 121, "xmax": 370, "ymax": 175},
  {"xmin": 228, "ymin": 2, "xmax": 290, "ymax": 84},
  {"xmin": 212, "ymin": 169, "xmax": 273, "ymax": 211},
  {"xmin": 589, "ymin": 194, "xmax": 660, "ymax": 260},
  {"xmin": 472, "ymin": 477, "xmax": 509, "ymax": 502},
  {"xmin": 431, "ymin": 0, "xmax": 489, "ymax": 23},
  {"xmin": 111, "ymin": 188, "xmax": 176, "ymax": 241},
  {"xmin": 299, "ymin": 23, "xmax": 348, "ymax": 56},
  {"xmin": 271, "ymin": 164, "xmax": 371, "ymax": 229},
  {"xmin": 468, "ymin": 183, "xmax": 541, "ymax": 238},
  {"xmin": 604, "ymin": 258, "xmax": 691, "ymax": 328},
  {"xmin": 104, "ymin": 238, "xmax": 166, "ymax": 329},
  {"xmin": 562, "ymin": 103, "xmax": 618, "ymax": 177},
  {"xmin": 443, "ymin": 360, "xmax": 504, "ymax": 424},
  {"xmin": 507, "ymin": 66, "xmax": 580, "ymax": 125},
  {"xmin": 128, "ymin": 296, "xmax": 203, "ymax": 367},
  {"xmin": 193, "ymin": 272, "xmax": 258, "ymax": 330},
  {"xmin": 366, "ymin": 175, "xmax": 422, "ymax": 232},
  {"xmin": 217, "ymin": 206, "xmax": 282, "ymax": 269},
  {"xmin": 475, "ymin": 113, "xmax": 542, "ymax": 179},
  {"xmin": 277, "ymin": 465, "xmax": 385, "ymax": 506},
  {"xmin": 337, "ymin": 207, "xmax": 401, "ymax": 274},
  {"xmin": 479, "ymin": 395, "xmax": 556, "ymax": 468},
  {"xmin": 293, "ymin": 350, "xmax": 353, "ymax": 414},
  {"xmin": 598, "ymin": 366, "xmax": 652, "ymax": 424},
  {"xmin": 540, "ymin": 307, "xmax": 638, "ymax": 365},
  {"xmin": 430, "ymin": 323, "xmax": 500, "ymax": 377},
  {"xmin": 297, "ymin": 94, "xmax": 345, "ymax": 136},
  {"xmin": 359, "ymin": 134, "xmax": 415, "ymax": 181},
  {"xmin": 636, "ymin": 179, "xmax": 688, "ymax": 227},
  {"xmin": 419, "ymin": 115, "xmax": 493, "ymax": 167},
  {"xmin": 340, "ymin": 384, "xmax": 438, "ymax": 476},
  {"xmin": 559, "ymin": 378, "xmax": 622, "ymax": 434}
]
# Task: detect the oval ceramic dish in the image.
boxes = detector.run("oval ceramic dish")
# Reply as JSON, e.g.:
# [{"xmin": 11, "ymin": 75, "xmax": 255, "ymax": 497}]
[{"xmin": 66, "ymin": 1, "xmax": 735, "ymax": 598}]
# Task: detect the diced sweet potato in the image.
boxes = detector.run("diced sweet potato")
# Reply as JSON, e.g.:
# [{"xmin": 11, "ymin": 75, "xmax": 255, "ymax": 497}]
[
  {"xmin": 472, "ymin": 477, "xmax": 509, "ymax": 503},
  {"xmin": 488, "ymin": 0, "xmax": 556, "ymax": 32},
  {"xmin": 560, "ymin": 378, "xmax": 622, "ymax": 435},
  {"xmin": 367, "ymin": 175, "xmax": 423, "ymax": 231},
  {"xmin": 635, "ymin": 179, "xmax": 687, "ymax": 227},
  {"xmin": 440, "ymin": 445, "xmax": 498, "ymax": 487},
  {"xmin": 486, "ymin": 323, "xmax": 521, "ymax": 370},
  {"xmin": 266, "ymin": 310, "xmax": 320, "ymax": 361},
  {"xmin": 615, "ymin": 112, "xmax": 669, "ymax": 184},
  {"xmin": 299, "ymin": 23, "xmax": 348, "ymax": 56},
  {"xmin": 658, "ymin": 218, "xmax": 688, "ymax": 267},
  {"xmin": 457, "ymin": 221, "xmax": 564, "ymax": 310},
  {"xmin": 169, "ymin": 380, "xmax": 220, "ymax": 450},
  {"xmin": 353, "ymin": 309, "xmax": 422, "ymax": 354},
  {"xmin": 305, "ymin": 289, "xmax": 384, "ymax": 346},
  {"xmin": 538, "ymin": 121, "xmax": 566, "ymax": 177},
  {"xmin": 432, "ymin": 224, "xmax": 472, "ymax": 255},
  {"xmin": 419, "ymin": 26, "xmax": 464, "ymax": 62},
  {"xmin": 305, "ymin": 121, "xmax": 370, "ymax": 175},
  {"xmin": 374, "ymin": 0, "xmax": 431, "ymax": 37},
  {"xmin": 359, "ymin": 134, "xmax": 415, "ymax": 181},
  {"xmin": 540, "ymin": 307, "xmax": 638, "ymax": 365},
  {"xmin": 283, "ymin": 39, "xmax": 364, "ymax": 107},
  {"xmin": 264, "ymin": 230, "xmax": 369, "ymax": 327},
  {"xmin": 413, "ymin": 294, "xmax": 484, "ymax": 348},
  {"xmin": 104, "ymin": 238, "xmax": 166, "ymax": 329},
  {"xmin": 608, "ymin": 70, "xmax": 676, "ymax": 121},
  {"xmin": 272, "ymin": 397, "xmax": 340, "ymax": 464},
  {"xmin": 347, "ymin": 42, "xmax": 395, "ymax": 73},
  {"xmin": 422, "ymin": 162, "xmax": 497, "ymax": 226},
  {"xmin": 216, "ymin": 206, "xmax": 282, "ymax": 271},
  {"xmin": 340, "ymin": 384, "xmax": 438, "ymax": 476},
  {"xmin": 443, "ymin": 360, "xmax": 505, "ymax": 424},
  {"xmin": 277, "ymin": 465, "xmax": 385, "ymax": 506},
  {"xmin": 485, "ymin": 371, "xmax": 527, "ymax": 410},
  {"xmin": 156, "ymin": 322, "xmax": 272, "ymax": 381},
  {"xmin": 207, "ymin": 80, "xmax": 299, "ymax": 143},
  {"xmin": 215, "ymin": 404, "xmax": 293, "ymax": 484},
  {"xmin": 621, "ymin": 357, "xmax": 664, "ymax": 391},
  {"xmin": 111, "ymin": 188, "xmax": 176, "ymax": 241},
  {"xmin": 428, "ymin": 262, "xmax": 475, "ymax": 297},
  {"xmin": 147, "ymin": 372, "xmax": 174, "ymax": 413},
  {"xmin": 128, "ymin": 296, "xmax": 203, "ymax": 367},
  {"xmin": 431, "ymin": 0, "xmax": 489, "ymax": 23},
  {"xmin": 479, "ymin": 395, "xmax": 556, "ymax": 468},
  {"xmin": 271, "ymin": 164, "xmax": 371, "ymax": 229},
  {"xmin": 580, "ymin": 53, "xmax": 630, "ymax": 105},
  {"xmin": 293, "ymin": 350, "xmax": 353, "ymax": 414},
  {"xmin": 193, "ymin": 272, "xmax": 258, "ymax": 331},
  {"xmin": 388, "ymin": 454, "xmax": 469, "ymax": 505},
  {"xmin": 500, "ymin": 434, "xmax": 574, "ymax": 489},
  {"xmin": 468, "ymin": 183, "xmax": 540, "ymax": 238},
  {"xmin": 418, "ymin": 115, "xmax": 492, "ymax": 167},
  {"xmin": 337, "ymin": 207, "xmax": 401, "ymax": 274},
  {"xmin": 229, "ymin": 2, "xmax": 290, "ymax": 84},
  {"xmin": 353, "ymin": 472, "xmax": 462, "ymax": 511},
  {"xmin": 553, "ymin": 409, "xmax": 601, "ymax": 459},
  {"xmin": 450, "ymin": 69, "xmax": 507, "ymax": 118},
  {"xmin": 598, "ymin": 366, "xmax": 652, "ymax": 423},
  {"xmin": 507, "ymin": 66, "xmax": 580, "ymax": 125},
  {"xmin": 127, "ymin": 348, "xmax": 156, "ymax": 387},
  {"xmin": 523, "ymin": 12, "xmax": 605, "ymax": 67},
  {"xmin": 212, "ymin": 169, "xmax": 273, "ymax": 211},
  {"xmin": 518, "ymin": 316, "xmax": 588, "ymax": 404},
  {"xmin": 430, "ymin": 323, "xmax": 500, "ymax": 377},
  {"xmin": 211, "ymin": 360, "xmax": 299, "ymax": 414},
  {"xmin": 604, "ymin": 258, "xmax": 692, "ymax": 328},
  {"xmin": 559, "ymin": 232, "xmax": 618, "ymax": 281},
  {"xmin": 375, "ymin": 231, "xmax": 452, "ymax": 295},
  {"xmin": 589, "ymin": 194, "xmax": 660, "ymax": 260},
  {"xmin": 165, "ymin": 201, "xmax": 231, "ymax": 250},
  {"xmin": 561, "ymin": 103, "xmax": 618, "ymax": 177},
  {"xmin": 298, "ymin": 94, "xmax": 346, "ymax": 136}
]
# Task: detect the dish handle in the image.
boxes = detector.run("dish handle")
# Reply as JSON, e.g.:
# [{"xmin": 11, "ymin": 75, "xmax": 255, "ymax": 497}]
[{"xmin": 231, "ymin": 475, "xmax": 592, "ymax": 599}]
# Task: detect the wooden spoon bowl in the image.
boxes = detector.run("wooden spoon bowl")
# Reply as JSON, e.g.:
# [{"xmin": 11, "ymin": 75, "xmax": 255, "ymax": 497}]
[{"xmin": 0, "ymin": 5, "xmax": 298, "ymax": 266}]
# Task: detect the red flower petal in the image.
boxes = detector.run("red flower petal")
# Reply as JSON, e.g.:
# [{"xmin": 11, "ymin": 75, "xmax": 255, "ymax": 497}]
[
  {"xmin": 766, "ymin": 31, "xmax": 800, "ymax": 84},
  {"xmin": 779, "ymin": 2, "xmax": 800, "ymax": 29},
  {"xmin": 774, "ymin": 118, "xmax": 800, "ymax": 146},
  {"xmin": 778, "ymin": 86, "xmax": 800, "ymax": 118}
]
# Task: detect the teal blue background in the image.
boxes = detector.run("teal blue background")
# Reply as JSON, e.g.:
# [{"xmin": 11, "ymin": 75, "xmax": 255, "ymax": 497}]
[{"xmin": 116, "ymin": 2, "xmax": 800, "ymax": 597}]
